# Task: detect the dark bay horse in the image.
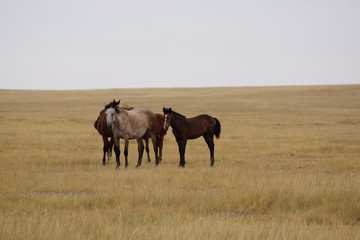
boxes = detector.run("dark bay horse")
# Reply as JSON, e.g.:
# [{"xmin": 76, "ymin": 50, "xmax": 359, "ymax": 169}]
[
  {"xmin": 143, "ymin": 113, "xmax": 167, "ymax": 162},
  {"xmin": 94, "ymin": 100, "xmax": 120, "ymax": 165},
  {"xmin": 163, "ymin": 108, "xmax": 221, "ymax": 167},
  {"xmin": 105, "ymin": 100, "xmax": 159, "ymax": 168}
]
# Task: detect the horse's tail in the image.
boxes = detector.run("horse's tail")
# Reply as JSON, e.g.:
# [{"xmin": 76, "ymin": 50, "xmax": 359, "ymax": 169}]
[
  {"xmin": 214, "ymin": 118, "xmax": 221, "ymax": 139},
  {"xmin": 94, "ymin": 117, "xmax": 99, "ymax": 130}
]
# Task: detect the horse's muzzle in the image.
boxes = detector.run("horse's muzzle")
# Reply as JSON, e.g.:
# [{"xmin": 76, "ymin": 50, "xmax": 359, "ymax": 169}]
[{"xmin": 107, "ymin": 124, "xmax": 112, "ymax": 130}]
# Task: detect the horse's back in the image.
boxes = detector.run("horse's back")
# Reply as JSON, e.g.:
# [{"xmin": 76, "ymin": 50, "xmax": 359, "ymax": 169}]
[
  {"xmin": 129, "ymin": 106, "xmax": 155, "ymax": 122},
  {"xmin": 122, "ymin": 106, "xmax": 156, "ymax": 136},
  {"xmin": 189, "ymin": 114, "xmax": 216, "ymax": 126},
  {"xmin": 179, "ymin": 114, "xmax": 214, "ymax": 139}
]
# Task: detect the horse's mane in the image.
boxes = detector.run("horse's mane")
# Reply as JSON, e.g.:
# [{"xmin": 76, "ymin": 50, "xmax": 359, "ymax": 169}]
[
  {"xmin": 114, "ymin": 105, "xmax": 134, "ymax": 113},
  {"xmin": 172, "ymin": 111, "xmax": 186, "ymax": 118},
  {"xmin": 104, "ymin": 102, "xmax": 113, "ymax": 109},
  {"xmin": 121, "ymin": 105, "xmax": 134, "ymax": 111},
  {"xmin": 104, "ymin": 100, "xmax": 133, "ymax": 112}
]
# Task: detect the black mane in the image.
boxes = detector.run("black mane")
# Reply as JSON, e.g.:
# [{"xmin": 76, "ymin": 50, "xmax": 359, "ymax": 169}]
[
  {"xmin": 163, "ymin": 107, "xmax": 186, "ymax": 118},
  {"xmin": 105, "ymin": 99, "xmax": 120, "ymax": 110},
  {"xmin": 104, "ymin": 101, "xmax": 113, "ymax": 109},
  {"xmin": 172, "ymin": 111, "xmax": 186, "ymax": 118}
]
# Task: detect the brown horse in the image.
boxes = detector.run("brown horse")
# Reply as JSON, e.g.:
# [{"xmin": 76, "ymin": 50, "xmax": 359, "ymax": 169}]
[
  {"xmin": 106, "ymin": 100, "xmax": 159, "ymax": 168},
  {"xmin": 94, "ymin": 100, "xmax": 120, "ymax": 165},
  {"xmin": 143, "ymin": 113, "xmax": 167, "ymax": 162},
  {"xmin": 163, "ymin": 108, "xmax": 221, "ymax": 167}
]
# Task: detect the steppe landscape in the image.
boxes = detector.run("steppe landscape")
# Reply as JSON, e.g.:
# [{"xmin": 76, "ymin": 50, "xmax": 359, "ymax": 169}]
[{"xmin": 0, "ymin": 85, "xmax": 359, "ymax": 239}]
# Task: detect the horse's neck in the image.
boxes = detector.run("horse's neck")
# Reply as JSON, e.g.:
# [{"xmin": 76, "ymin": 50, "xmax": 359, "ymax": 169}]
[
  {"xmin": 171, "ymin": 115, "xmax": 187, "ymax": 130},
  {"xmin": 117, "ymin": 108, "xmax": 128, "ymax": 115},
  {"xmin": 114, "ymin": 110, "xmax": 128, "ymax": 126}
]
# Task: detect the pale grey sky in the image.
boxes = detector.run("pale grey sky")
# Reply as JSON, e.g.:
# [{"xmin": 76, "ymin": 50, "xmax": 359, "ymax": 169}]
[{"xmin": 1, "ymin": 0, "xmax": 359, "ymax": 90}]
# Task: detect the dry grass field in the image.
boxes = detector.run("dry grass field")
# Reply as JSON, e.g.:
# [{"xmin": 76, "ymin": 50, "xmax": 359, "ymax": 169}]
[{"xmin": 0, "ymin": 85, "xmax": 360, "ymax": 239}]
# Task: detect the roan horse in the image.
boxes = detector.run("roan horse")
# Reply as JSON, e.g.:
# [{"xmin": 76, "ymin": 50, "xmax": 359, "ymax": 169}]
[
  {"xmin": 94, "ymin": 100, "xmax": 120, "ymax": 165},
  {"xmin": 106, "ymin": 100, "xmax": 159, "ymax": 168},
  {"xmin": 143, "ymin": 113, "xmax": 167, "ymax": 162},
  {"xmin": 163, "ymin": 108, "xmax": 221, "ymax": 167}
]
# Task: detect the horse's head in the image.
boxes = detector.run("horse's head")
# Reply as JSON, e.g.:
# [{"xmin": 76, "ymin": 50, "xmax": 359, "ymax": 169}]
[
  {"xmin": 104, "ymin": 100, "xmax": 120, "ymax": 129},
  {"xmin": 105, "ymin": 107, "xmax": 116, "ymax": 129},
  {"xmin": 162, "ymin": 107, "xmax": 172, "ymax": 131}
]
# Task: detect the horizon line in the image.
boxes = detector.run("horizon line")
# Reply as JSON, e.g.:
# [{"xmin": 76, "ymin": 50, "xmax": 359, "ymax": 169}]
[{"xmin": 1, "ymin": 83, "xmax": 359, "ymax": 91}]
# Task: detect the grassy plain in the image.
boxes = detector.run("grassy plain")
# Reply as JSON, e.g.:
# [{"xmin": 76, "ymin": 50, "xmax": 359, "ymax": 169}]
[{"xmin": 0, "ymin": 85, "xmax": 360, "ymax": 239}]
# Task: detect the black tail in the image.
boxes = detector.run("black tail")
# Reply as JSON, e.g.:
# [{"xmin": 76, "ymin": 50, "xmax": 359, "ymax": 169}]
[
  {"xmin": 94, "ymin": 117, "xmax": 99, "ymax": 130},
  {"xmin": 214, "ymin": 118, "xmax": 221, "ymax": 138}
]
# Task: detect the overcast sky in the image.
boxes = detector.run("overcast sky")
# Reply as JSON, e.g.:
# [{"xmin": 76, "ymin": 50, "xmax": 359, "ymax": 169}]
[{"xmin": 1, "ymin": 0, "xmax": 359, "ymax": 90}]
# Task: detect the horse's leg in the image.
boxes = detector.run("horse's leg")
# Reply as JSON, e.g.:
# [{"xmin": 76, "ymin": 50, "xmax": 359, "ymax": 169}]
[
  {"xmin": 150, "ymin": 132, "xmax": 159, "ymax": 165},
  {"xmin": 107, "ymin": 137, "xmax": 114, "ymax": 163},
  {"xmin": 181, "ymin": 140, "xmax": 187, "ymax": 167},
  {"xmin": 124, "ymin": 139, "xmax": 129, "ymax": 168},
  {"xmin": 158, "ymin": 133, "xmax": 164, "ymax": 162},
  {"xmin": 114, "ymin": 137, "xmax": 121, "ymax": 168},
  {"xmin": 176, "ymin": 138, "xmax": 187, "ymax": 167},
  {"xmin": 102, "ymin": 136, "xmax": 108, "ymax": 165},
  {"xmin": 105, "ymin": 137, "xmax": 112, "ymax": 164},
  {"xmin": 203, "ymin": 134, "xmax": 215, "ymax": 166},
  {"xmin": 144, "ymin": 136, "xmax": 151, "ymax": 162},
  {"xmin": 102, "ymin": 145, "xmax": 107, "ymax": 165},
  {"xmin": 136, "ymin": 138, "xmax": 144, "ymax": 168}
]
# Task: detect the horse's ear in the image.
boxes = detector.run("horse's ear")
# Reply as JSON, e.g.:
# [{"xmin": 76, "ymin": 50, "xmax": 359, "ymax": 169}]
[
  {"xmin": 116, "ymin": 100, "xmax": 120, "ymax": 105},
  {"xmin": 111, "ymin": 99, "xmax": 117, "ymax": 108},
  {"xmin": 163, "ymin": 107, "xmax": 166, "ymax": 113},
  {"xmin": 169, "ymin": 108, "xmax": 172, "ymax": 113}
]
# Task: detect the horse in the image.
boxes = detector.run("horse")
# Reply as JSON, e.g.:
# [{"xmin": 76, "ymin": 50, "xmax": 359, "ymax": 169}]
[
  {"xmin": 162, "ymin": 108, "xmax": 221, "ymax": 167},
  {"xmin": 143, "ymin": 113, "xmax": 167, "ymax": 162},
  {"xmin": 105, "ymin": 100, "xmax": 159, "ymax": 168},
  {"xmin": 94, "ymin": 100, "xmax": 120, "ymax": 165}
]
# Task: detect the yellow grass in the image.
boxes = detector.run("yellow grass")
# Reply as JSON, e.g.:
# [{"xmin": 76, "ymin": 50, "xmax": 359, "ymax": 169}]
[{"xmin": 0, "ymin": 85, "xmax": 360, "ymax": 239}]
